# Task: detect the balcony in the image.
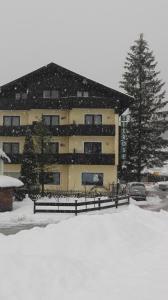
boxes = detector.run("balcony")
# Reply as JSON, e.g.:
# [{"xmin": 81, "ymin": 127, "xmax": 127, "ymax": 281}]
[
  {"xmin": 0, "ymin": 97, "xmax": 119, "ymax": 110},
  {"xmin": 6, "ymin": 153, "xmax": 115, "ymax": 165},
  {"xmin": 0, "ymin": 124, "xmax": 115, "ymax": 136}
]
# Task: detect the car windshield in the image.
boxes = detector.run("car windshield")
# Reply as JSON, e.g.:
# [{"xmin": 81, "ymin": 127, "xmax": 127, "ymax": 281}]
[{"xmin": 130, "ymin": 185, "xmax": 145, "ymax": 193}]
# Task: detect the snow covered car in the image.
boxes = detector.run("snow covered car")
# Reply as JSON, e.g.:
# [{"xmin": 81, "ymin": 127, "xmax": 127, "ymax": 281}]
[
  {"xmin": 127, "ymin": 182, "xmax": 147, "ymax": 201},
  {"xmin": 158, "ymin": 182, "xmax": 168, "ymax": 191}
]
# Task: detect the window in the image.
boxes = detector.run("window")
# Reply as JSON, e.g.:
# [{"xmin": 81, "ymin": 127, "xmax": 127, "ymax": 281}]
[
  {"xmin": 82, "ymin": 173, "xmax": 103, "ymax": 186},
  {"xmin": 43, "ymin": 115, "xmax": 60, "ymax": 126},
  {"xmin": 44, "ymin": 142, "xmax": 59, "ymax": 154},
  {"xmin": 15, "ymin": 93, "xmax": 27, "ymax": 100},
  {"xmin": 77, "ymin": 91, "xmax": 89, "ymax": 97},
  {"xmin": 4, "ymin": 172, "xmax": 20, "ymax": 178},
  {"xmin": 3, "ymin": 116, "xmax": 20, "ymax": 126},
  {"xmin": 43, "ymin": 90, "xmax": 59, "ymax": 99},
  {"xmin": 84, "ymin": 142, "xmax": 102, "ymax": 154},
  {"xmin": 40, "ymin": 172, "xmax": 60, "ymax": 185},
  {"xmin": 51, "ymin": 90, "xmax": 59, "ymax": 99},
  {"xmin": 3, "ymin": 143, "xmax": 19, "ymax": 154},
  {"xmin": 85, "ymin": 114, "xmax": 102, "ymax": 125}
]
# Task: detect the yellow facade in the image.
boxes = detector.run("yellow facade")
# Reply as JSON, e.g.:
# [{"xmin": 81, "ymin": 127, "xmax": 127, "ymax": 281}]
[{"xmin": 0, "ymin": 107, "xmax": 119, "ymax": 191}]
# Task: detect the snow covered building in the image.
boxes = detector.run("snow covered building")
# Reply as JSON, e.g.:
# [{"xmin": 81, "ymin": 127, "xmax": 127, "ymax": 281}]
[{"xmin": 0, "ymin": 63, "xmax": 131, "ymax": 191}]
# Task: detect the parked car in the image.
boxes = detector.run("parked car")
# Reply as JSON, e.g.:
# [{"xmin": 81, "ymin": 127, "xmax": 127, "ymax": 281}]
[
  {"xmin": 158, "ymin": 182, "xmax": 168, "ymax": 191},
  {"xmin": 127, "ymin": 182, "xmax": 147, "ymax": 201}
]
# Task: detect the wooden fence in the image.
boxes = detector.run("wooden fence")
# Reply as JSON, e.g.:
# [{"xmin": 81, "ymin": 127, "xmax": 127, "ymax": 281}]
[{"xmin": 33, "ymin": 195, "xmax": 130, "ymax": 215}]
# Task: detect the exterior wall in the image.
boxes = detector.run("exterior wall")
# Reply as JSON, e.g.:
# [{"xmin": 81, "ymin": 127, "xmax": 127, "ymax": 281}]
[
  {"xmin": 0, "ymin": 136, "xmax": 25, "ymax": 153},
  {"xmin": 0, "ymin": 110, "xmax": 28, "ymax": 125},
  {"xmin": 68, "ymin": 165, "xmax": 117, "ymax": 191},
  {"xmin": 0, "ymin": 108, "xmax": 118, "ymax": 191},
  {"xmin": 69, "ymin": 108, "xmax": 115, "ymax": 125},
  {"xmin": 28, "ymin": 109, "xmax": 69, "ymax": 125},
  {"xmin": 69, "ymin": 136, "xmax": 114, "ymax": 153},
  {"xmin": 44, "ymin": 165, "xmax": 69, "ymax": 191}
]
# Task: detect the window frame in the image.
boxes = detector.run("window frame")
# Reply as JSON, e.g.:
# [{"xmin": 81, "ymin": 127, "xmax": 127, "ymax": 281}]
[
  {"xmin": 44, "ymin": 142, "xmax": 59, "ymax": 154},
  {"xmin": 85, "ymin": 114, "xmax": 102, "ymax": 125},
  {"xmin": 42, "ymin": 172, "xmax": 60, "ymax": 185},
  {"xmin": 15, "ymin": 93, "xmax": 27, "ymax": 100},
  {"xmin": 3, "ymin": 142, "xmax": 19, "ymax": 154},
  {"xmin": 3, "ymin": 116, "xmax": 20, "ymax": 126},
  {"xmin": 84, "ymin": 142, "xmax": 102, "ymax": 154},
  {"xmin": 43, "ymin": 90, "xmax": 59, "ymax": 99},
  {"xmin": 77, "ymin": 91, "xmax": 89, "ymax": 97},
  {"xmin": 42, "ymin": 115, "xmax": 60, "ymax": 126},
  {"xmin": 81, "ymin": 172, "xmax": 104, "ymax": 186}
]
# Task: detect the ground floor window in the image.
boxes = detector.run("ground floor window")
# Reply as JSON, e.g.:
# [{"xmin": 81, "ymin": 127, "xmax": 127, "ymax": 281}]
[
  {"xmin": 4, "ymin": 172, "xmax": 20, "ymax": 178},
  {"xmin": 82, "ymin": 172, "xmax": 103, "ymax": 186},
  {"xmin": 40, "ymin": 172, "xmax": 60, "ymax": 185}
]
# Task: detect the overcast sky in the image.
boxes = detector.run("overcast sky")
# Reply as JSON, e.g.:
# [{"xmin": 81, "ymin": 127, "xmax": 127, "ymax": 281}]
[{"xmin": 0, "ymin": 0, "xmax": 167, "ymax": 92}]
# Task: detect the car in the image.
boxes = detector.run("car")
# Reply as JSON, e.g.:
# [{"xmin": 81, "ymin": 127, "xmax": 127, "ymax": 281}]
[
  {"xmin": 127, "ymin": 182, "xmax": 147, "ymax": 201},
  {"xmin": 158, "ymin": 182, "xmax": 168, "ymax": 191}
]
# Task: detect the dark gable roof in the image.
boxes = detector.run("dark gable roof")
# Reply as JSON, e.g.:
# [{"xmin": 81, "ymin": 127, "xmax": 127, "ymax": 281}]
[{"xmin": 0, "ymin": 62, "xmax": 133, "ymax": 113}]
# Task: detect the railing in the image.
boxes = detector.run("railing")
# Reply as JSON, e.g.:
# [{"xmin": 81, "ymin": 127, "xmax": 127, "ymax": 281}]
[
  {"xmin": 0, "ymin": 124, "xmax": 115, "ymax": 136},
  {"xmin": 0, "ymin": 96, "xmax": 119, "ymax": 110},
  {"xmin": 33, "ymin": 195, "xmax": 130, "ymax": 215},
  {"xmin": 6, "ymin": 153, "xmax": 115, "ymax": 165}
]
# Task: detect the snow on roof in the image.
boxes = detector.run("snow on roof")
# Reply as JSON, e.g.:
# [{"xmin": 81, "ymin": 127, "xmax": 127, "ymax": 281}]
[
  {"xmin": 0, "ymin": 176, "xmax": 23, "ymax": 188},
  {"xmin": 0, "ymin": 149, "xmax": 11, "ymax": 162}
]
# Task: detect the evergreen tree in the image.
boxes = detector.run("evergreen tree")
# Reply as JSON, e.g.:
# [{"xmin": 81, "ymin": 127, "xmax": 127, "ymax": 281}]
[
  {"xmin": 20, "ymin": 130, "xmax": 39, "ymax": 190},
  {"xmin": 34, "ymin": 121, "xmax": 52, "ymax": 195},
  {"xmin": 120, "ymin": 34, "xmax": 168, "ymax": 181}
]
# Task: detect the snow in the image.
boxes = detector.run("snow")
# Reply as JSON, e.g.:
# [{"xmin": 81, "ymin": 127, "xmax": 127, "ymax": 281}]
[
  {"xmin": 142, "ymin": 160, "xmax": 168, "ymax": 176},
  {"xmin": 0, "ymin": 196, "xmax": 126, "ymax": 227},
  {"xmin": 0, "ymin": 149, "xmax": 10, "ymax": 162},
  {"xmin": 0, "ymin": 175, "xmax": 23, "ymax": 188},
  {"xmin": 0, "ymin": 205, "xmax": 168, "ymax": 299}
]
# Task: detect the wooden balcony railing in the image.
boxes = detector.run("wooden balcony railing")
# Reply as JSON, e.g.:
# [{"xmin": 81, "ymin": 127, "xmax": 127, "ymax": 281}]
[{"xmin": 6, "ymin": 153, "xmax": 115, "ymax": 165}]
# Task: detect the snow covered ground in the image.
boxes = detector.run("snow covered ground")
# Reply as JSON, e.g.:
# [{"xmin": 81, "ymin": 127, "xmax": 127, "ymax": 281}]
[
  {"xmin": 0, "ymin": 205, "xmax": 168, "ymax": 299},
  {"xmin": 0, "ymin": 183, "xmax": 165, "ymax": 227}
]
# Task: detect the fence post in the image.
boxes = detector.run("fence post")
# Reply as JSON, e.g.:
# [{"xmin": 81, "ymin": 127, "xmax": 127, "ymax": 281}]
[
  {"xmin": 115, "ymin": 196, "xmax": 118, "ymax": 208},
  {"xmin": 98, "ymin": 197, "xmax": 101, "ymax": 210},
  {"xmin": 75, "ymin": 200, "xmax": 77, "ymax": 216},
  {"xmin": 33, "ymin": 200, "xmax": 36, "ymax": 214}
]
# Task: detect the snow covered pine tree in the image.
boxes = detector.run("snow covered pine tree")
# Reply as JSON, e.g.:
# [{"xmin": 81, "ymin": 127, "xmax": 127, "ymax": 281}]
[
  {"xmin": 20, "ymin": 130, "xmax": 39, "ymax": 190},
  {"xmin": 120, "ymin": 34, "xmax": 168, "ymax": 181}
]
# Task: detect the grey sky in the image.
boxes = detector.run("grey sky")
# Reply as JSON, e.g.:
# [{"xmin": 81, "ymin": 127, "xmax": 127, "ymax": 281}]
[{"xmin": 0, "ymin": 0, "xmax": 167, "ymax": 92}]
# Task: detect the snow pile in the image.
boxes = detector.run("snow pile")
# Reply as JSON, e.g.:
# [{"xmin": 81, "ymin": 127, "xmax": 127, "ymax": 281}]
[
  {"xmin": 0, "ymin": 175, "xmax": 23, "ymax": 188},
  {"xmin": 0, "ymin": 206, "xmax": 168, "ymax": 299},
  {"xmin": 0, "ymin": 197, "xmax": 126, "ymax": 226}
]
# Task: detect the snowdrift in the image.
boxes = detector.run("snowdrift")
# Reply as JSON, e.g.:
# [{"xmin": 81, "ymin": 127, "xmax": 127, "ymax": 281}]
[{"xmin": 0, "ymin": 205, "xmax": 168, "ymax": 300}]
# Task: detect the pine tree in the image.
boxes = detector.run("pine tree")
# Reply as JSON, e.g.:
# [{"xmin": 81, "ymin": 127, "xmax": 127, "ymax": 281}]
[
  {"xmin": 20, "ymin": 130, "xmax": 39, "ymax": 190},
  {"xmin": 34, "ymin": 121, "xmax": 52, "ymax": 195},
  {"xmin": 120, "ymin": 34, "xmax": 168, "ymax": 181}
]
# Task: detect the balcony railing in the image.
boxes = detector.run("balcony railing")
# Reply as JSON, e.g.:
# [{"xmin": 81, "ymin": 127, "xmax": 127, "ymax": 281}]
[
  {"xmin": 0, "ymin": 124, "xmax": 115, "ymax": 136},
  {"xmin": 0, "ymin": 97, "xmax": 119, "ymax": 110},
  {"xmin": 6, "ymin": 153, "xmax": 115, "ymax": 165}
]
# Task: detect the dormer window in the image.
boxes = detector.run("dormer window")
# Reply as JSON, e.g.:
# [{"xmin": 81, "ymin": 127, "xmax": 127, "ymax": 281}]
[
  {"xmin": 77, "ymin": 91, "xmax": 89, "ymax": 97},
  {"xmin": 43, "ymin": 90, "xmax": 59, "ymax": 99}
]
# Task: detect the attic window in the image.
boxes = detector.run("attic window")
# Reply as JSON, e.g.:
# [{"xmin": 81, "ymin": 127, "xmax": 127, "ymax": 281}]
[
  {"xmin": 15, "ymin": 93, "xmax": 27, "ymax": 100},
  {"xmin": 43, "ymin": 90, "xmax": 59, "ymax": 99},
  {"xmin": 77, "ymin": 91, "xmax": 89, "ymax": 97}
]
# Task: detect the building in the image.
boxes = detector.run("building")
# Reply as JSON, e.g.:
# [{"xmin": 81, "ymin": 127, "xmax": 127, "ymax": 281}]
[
  {"xmin": 157, "ymin": 104, "xmax": 168, "ymax": 160},
  {"xmin": 0, "ymin": 63, "xmax": 131, "ymax": 191},
  {"xmin": 119, "ymin": 109, "xmax": 129, "ymax": 165}
]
